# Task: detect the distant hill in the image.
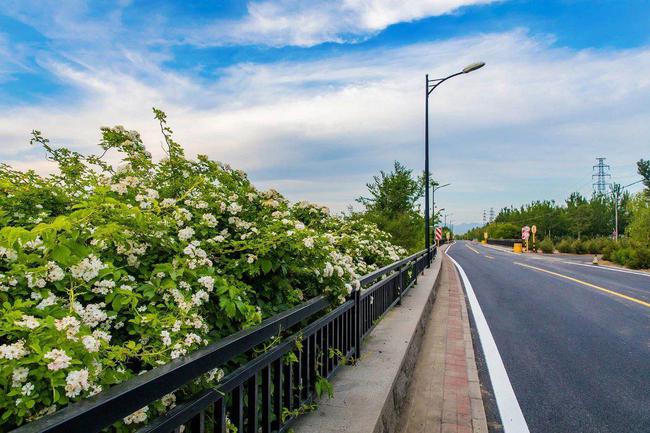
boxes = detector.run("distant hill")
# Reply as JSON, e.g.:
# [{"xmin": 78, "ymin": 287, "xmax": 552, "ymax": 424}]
[{"xmin": 453, "ymin": 222, "xmax": 482, "ymax": 235}]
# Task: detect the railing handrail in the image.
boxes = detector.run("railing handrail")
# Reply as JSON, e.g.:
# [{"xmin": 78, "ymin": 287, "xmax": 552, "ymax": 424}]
[
  {"xmin": 12, "ymin": 248, "xmax": 431, "ymax": 433},
  {"xmin": 358, "ymin": 248, "xmax": 428, "ymax": 285}
]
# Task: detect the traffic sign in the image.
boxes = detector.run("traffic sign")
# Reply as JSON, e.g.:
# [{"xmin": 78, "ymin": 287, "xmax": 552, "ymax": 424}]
[
  {"xmin": 522, "ymin": 226, "xmax": 530, "ymax": 240},
  {"xmin": 435, "ymin": 227, "xmax": 443, "ymax": 241},
  {"xmin": 531, "ymin": 225, "xmax": 537, "ymax": 234}
]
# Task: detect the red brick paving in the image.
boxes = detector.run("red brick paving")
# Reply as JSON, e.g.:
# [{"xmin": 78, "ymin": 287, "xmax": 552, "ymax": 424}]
[{"xmin": 399, "ymin": 255, "xmax": 488, "ymax": 433}]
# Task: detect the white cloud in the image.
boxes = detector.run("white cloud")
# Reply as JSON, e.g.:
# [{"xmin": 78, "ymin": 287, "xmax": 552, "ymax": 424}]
[
  {"xmin": 182, "ymin": 0, "xmax": 499, "ymax": 47},
  {"xmin": 1, "ymin": 31, "xmax": 650, "ymax": 224}
]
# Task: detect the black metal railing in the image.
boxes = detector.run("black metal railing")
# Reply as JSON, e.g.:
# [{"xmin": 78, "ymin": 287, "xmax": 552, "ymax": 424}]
[{"xmin": 12, "ymin": 247, "xmax": 436, "ymax": 433}]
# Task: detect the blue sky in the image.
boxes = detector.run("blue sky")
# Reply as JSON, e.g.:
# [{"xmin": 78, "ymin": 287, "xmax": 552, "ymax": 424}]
[{"xmin": 1, "ymin": 0, "xmax": 649, "ymax": 225}]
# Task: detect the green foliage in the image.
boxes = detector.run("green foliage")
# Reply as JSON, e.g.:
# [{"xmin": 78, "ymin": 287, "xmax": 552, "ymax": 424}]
[
  {"xmin": 356, "ymin": 161, "xmax": 423, "ymax": 215},
  {"xmin": 604, "ymin": 240, "xmax": 650, "ymax": 269},
  {"xmin": 539, "ymin": 238, "xmax": 554, "ymax": 254},
  {"xmin": 462, "ymin": 222, "xmax": 519, "ymax": 241},
  {"xmin": 315, "ymin": 375, "xmax": 334, "ymax": 399},
  {"xmin": 571, "ymin": 239, "xmax": 586, "ymax": 254},
  {"xmin": 637, "ymin": 159, "xmax": 650, "ymax": 195},
  {"xmin": 0, "ymin": 110, "xmax": 406, "ymax": 431},
  {"xmin": 556, "ymin": 239, "xmax": 574, "ymax": 253},
  {"xmin": 626, "ymin": 195, "xmax": 650, "ymax": 245},
  {"xmin": 354, "ymin": 161, "xmax": 426, "ymax": 253}
]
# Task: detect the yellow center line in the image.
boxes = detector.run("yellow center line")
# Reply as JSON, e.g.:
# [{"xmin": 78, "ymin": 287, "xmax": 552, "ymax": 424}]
[
  {"xmin": 465, "ymin": 244, "xmax": 481, "ymax": 255},
  {"xmin": 514, "ymin": 262, "xmax": 650, "ymax": 308}
]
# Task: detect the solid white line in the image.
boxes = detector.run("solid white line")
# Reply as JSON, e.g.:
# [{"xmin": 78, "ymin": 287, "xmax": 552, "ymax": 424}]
[
  {"xmin": 447, "ymin": 255, "xmax": 530, "ymax": 433},
  {"xmin": 562, "ymin": 261, "xmax": 650, "ymax": 278}
]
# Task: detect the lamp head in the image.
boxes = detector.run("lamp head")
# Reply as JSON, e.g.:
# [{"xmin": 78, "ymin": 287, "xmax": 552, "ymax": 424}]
[{"xmin": 462, "ymin": 62, "xmax": 486, "ymax": 74}]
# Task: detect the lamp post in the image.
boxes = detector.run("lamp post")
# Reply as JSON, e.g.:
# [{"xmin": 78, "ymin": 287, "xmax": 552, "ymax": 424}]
[
  {"xmin": 425, "ymin": 62, "xmax": 485, "ymax": 265},
  {"xmin": 432, "ymin": 183, "xmax": 450, "ymax": 233},
  {"xmin": 614, "ymin": 179, "xmax": 643, "ymax": 241},
  {"xmin": 444, "ymin": 212, "xmax": 453, "ymax": 228}
]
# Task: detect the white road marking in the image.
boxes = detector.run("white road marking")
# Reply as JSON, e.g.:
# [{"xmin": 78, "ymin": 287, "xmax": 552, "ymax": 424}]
[
  {"xmin": 562, "ymin": 261, "xmax": 650, "ymax": 278},
  {"xmin": 447, "ymin": 254, "xmax": 530, "ymax": 433}
]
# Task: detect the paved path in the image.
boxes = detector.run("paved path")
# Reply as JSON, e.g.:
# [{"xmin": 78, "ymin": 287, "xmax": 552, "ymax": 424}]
[
  {"xmin": 448, "ymin": 240, "xmax": 650, "ymax": 433},
  {"xmin": 399, "ymin": 256, "xmax": 488, "ymax": 433}
]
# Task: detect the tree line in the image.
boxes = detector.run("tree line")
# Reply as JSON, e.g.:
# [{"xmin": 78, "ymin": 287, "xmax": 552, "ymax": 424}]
[{"xmin": 461, "ymin": 159, "xmax": 650, "ymax": 268}]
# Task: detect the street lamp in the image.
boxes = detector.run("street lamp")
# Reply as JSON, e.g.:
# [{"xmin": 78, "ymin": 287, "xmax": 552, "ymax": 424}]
[
  {"xmin": 614, "ymin": 179, "xmax": 643, "ymax": 241},
  {"xmin": 424, "ymin": 62, "xmax": 485, "ymax": 265},
  {"xmin": 432, "ymin": 183, "xmax": 450, "ymax": 227},
  {"xmin": 434, "ymin": 207, "xmax": 445, "ymax": 229},
  {"xmin": 444, "ymin": 212, "xmax": 454, "ymax": 227}
]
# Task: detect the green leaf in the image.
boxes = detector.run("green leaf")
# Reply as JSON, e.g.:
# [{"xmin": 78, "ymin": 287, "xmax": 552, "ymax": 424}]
[
  {"xmin": 260, "ymin": 258, "xmax": 272, "ymax": 274},
  {"xmin": 51, "ymin": 244, "xmax": 73, "ymax": 265}
]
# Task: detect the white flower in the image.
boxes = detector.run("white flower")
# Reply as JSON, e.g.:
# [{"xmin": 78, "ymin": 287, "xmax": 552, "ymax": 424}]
[
  {"xmin": 65, "ymin": 369, "xmax": 90, "ymax": 398},
  {"xmin": 178, "ymin": 227, "xmax": 195, "ymax": 241},
  {"xmin": 12, "ymin": 367, "xmax": 29, "ymax": 387},
  {"xmin": 74, "ymin": 302, "xmax": 108, "ymax": 328},
  {"xmin": 15, "ymin": 314, "xmax": 40, "ymax": 329},
  {"xmin": 92, "ymin": 329, "xmax": 112, "ymax": 343},
  {"xmin": 294, "ymin": 222, "xmax": 305, "ymax": 230},
  {"xmin": 44, "ymin": 349, "xmax": 72, "ymax": 371},
  {"xmin": 323, "ymin": 262, "xmax": 334, "ymax": 278},
  {"xmin": 227, "ymin": 202, "xmax": 242, "ymax": 214},
  {"xmin": 1, "ymin": 340, "xmax": 28, "ymax": 361},
  {"xmin": 206, "ymin": 367, "xmax": 225, "ymax": 382},
  {"xmin": 36, "ymin": 291, "xmax": 58, "ymax": 309},
  {"xmin": 146, "ymin": 188, "xmax": 159, "ymax": 200},
  {"xmin": 161, "ymin": 393, "xmax": 176, "ymax": 408},
  {"xmin": 212, "ymin": 235, "xmax": 225, "ymax": 242},
  {"xmin": 110, "ymin": 182, "xmax": 128, "ymax": 195},
  {"xmin": 123, "ymin": 406, "xmax": 149, "ymax": 425},
  {"xmin": 191, "ymin": 290, "xmax": 209, "ymax": 306},
  {"xmin": 21, "ymin": 382, "xmax": 35, "ymax": 396},
  {"xmin": 0, "ymin": 246, "xmax": 18, "ymax": 261},
  {"xmin": 92, "ymin": 279, "xmax": 116, "ymax": 295},
  {"xmin": 246, "ymin": 254, "xmax": 257, "ymax": 264},
  {"xmin": 161, "ymin": 330, "xmax": 172, "ymax": 346},
  {"xmin": 47, "ymin": 261, "xmax": 66, "ymax": 282},
  {"xmin": 70, "ymin": 255, "xmax": 106, "ymax": 282},
  {"xmin": 55, "ymin": 316, "xmax": 81, "ymax": 340},
  {"xmin": 82, "ymin": 335, "xmax": 101, "ymax": 353},
  {"xmin": 161, "ymin": 198, "xmax": 177, "ymax": 208},
  {"xmin": 303, "ymin": 237, "xmax": 314, "ymax": 249},
  {"xmin": 201, "ymin": 213, "xmax": 217, "ymax": 227},
  {"xmin": 197, "ymin": 276, "xmax": 215, "ymax": 292},
  {"xmin": 26, "ymin": 274, "xmax": 46, "ymax": 289}
]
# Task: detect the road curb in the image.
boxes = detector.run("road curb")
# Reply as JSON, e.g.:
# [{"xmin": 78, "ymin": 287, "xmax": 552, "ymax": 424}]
[{"xmin": 293, "ymin": 254, "xmax": 444, "ymax": 433}]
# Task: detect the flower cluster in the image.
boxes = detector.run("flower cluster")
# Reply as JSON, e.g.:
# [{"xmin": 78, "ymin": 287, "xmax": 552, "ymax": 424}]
[{"xmin": 0, "ymin": 111, "xmax": 405, "ymax": 431}]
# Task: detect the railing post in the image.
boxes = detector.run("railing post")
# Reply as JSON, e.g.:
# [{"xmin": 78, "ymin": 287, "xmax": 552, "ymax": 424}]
[
  {"xmin": 413, "ymin": 261, "xmax": 418, "ymax": 285},
  {"xmin": 354, "ymin": 288, "xmax": 361, "ymax": 361},
  {"xmin": 397, "ymin": 267, "xmax": 403, "ymax": 306}
]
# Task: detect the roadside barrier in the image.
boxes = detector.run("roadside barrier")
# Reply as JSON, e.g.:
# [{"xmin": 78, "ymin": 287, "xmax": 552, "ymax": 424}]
[{"xmin": 12, "ymin": 248, "xmax": 436, "ymax": 433}]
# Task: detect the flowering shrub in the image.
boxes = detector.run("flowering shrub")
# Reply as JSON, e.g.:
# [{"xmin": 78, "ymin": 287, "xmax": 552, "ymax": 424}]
[{"xmin": 0, "ymin": 109, "xmax": 406, "ymax": 431}]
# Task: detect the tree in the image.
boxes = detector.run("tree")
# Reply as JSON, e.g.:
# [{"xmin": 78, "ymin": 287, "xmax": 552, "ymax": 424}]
[
  {"xmin": 357, "ymin": 161, "xmax": 423, "ymax": 215},
  {"xmin": 637, "ymin": 159, "xmax": 650, "ymax": 194},
  {"xmin": 356, "ymin": 161, "xmax": 426, "ymax": 252}
]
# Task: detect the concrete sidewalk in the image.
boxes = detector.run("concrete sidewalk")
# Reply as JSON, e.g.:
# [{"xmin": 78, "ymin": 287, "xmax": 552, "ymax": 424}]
[{"xmin": 398, "ymin": 255, "xmax": 488, "ymax": 433}]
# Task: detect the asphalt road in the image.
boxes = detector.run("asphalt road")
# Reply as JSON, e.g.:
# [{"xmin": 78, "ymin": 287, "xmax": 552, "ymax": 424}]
[{"xmin": 447, "ymin": 241, "xmax": 650, "ymax": 433}]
